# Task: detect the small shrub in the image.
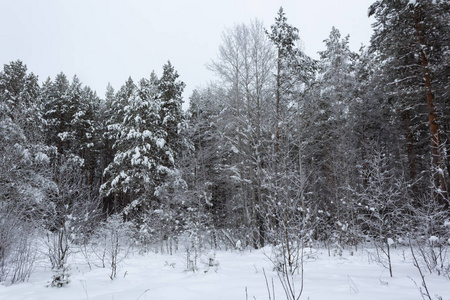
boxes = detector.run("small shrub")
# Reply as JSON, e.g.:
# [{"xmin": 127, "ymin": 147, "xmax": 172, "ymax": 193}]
[{"xmin": 91, "ymin": 214, "xmax": 134, "ymax": 279}]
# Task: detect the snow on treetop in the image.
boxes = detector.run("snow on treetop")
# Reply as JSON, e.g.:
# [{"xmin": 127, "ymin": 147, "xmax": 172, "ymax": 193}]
[{"xmin": 156, "ymin": 138, "xmax": 166, "ymax": 149}]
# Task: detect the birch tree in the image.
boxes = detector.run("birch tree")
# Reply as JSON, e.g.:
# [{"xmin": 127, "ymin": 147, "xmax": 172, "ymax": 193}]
[{"xmin": 208, "ymin": 20, "xmax": 275, "ymax": 247}]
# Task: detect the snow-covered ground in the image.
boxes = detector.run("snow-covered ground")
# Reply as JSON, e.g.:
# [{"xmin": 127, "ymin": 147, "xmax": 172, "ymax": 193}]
[{"xmin": 1, "ymin": 245, "xmax": 449, "ymax": 300}]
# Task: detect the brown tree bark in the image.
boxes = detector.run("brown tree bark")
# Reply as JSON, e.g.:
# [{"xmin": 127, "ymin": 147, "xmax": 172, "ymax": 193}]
[{"xmin": 414, "ymin": 6, "xmax": 448, "ymax": 206}]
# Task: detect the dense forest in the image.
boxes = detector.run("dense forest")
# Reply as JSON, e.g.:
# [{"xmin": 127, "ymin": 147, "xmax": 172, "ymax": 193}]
[{"xmin": 0, "ymin": 1, "xmax": 449, "ymax": 287}]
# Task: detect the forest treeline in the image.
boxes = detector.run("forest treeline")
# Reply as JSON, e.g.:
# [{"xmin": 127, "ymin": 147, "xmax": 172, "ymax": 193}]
[{"xmin": 0, "ymin": 1, "xmax": 449, "ymax": 285}]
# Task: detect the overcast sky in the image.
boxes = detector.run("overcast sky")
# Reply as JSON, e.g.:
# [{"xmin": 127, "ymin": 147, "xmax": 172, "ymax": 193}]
[{"xmin": 0, "ymin": 0, "xmax": 375, "ymax": 104}]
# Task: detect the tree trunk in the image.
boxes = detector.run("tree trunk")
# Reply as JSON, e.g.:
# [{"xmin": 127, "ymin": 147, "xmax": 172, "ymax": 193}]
[{"xmin": 414, "ymin": 6, "xmax": 448, "ymax": 205}]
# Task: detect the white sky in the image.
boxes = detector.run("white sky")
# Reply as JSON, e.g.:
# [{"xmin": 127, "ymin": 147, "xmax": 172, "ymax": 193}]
[{"xmin": 0, "ymin": 0, "xmax": 375, "ymax": 105}]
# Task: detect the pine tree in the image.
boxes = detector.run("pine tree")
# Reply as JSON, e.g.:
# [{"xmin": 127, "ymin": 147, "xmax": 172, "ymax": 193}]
[
  {"xmin": 0, "ymin": 61, "xmax": 55, "ymax": 283},
  {"xmin": 310, "ymin": 27, "xmax": 359, "ymax": 244},
  {"xmin": 369, "ymin": 0, "xmax": 450, "ymax": 205},
  {"xmin": 266, "ymin": 7, "xmax": 298, "ymax": 154},
  {"xmin": 100, "ymin": 77, "xmax": 138, "ymax": 212},
  {"xmin": 42, "ymin": 73, "xmax": 70, "ymax": 157},
  {"xmin": 265, "ymin": 9, "xmax": 316, "ymax": 252},
  {"xmin": 152, "ymin": 62, "xmax": 189, "ymax": 249},
  {"xmin": 0, "ymin": 60, "xmax": 53, "ymax": 215},
  {"xmin": 99, "ymin": 83, "xmax": 117, "ymax": 212},
  {"xmin": 157, "ymin": 61, "xmax": 187, "ymax": 174},
  {"xmin": 101, "ymin": 76, "xmax": 161, "ymax": 214}
]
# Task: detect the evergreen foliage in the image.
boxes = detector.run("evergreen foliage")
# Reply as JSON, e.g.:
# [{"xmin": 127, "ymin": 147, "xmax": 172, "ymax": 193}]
[{"xmin": 0, "ymin": 3, "xmax": 449, "ymax": 286}]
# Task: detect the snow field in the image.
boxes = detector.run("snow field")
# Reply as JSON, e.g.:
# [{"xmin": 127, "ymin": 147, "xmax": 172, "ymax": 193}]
[{"xmin": 0, "ymin": 246, "xmax": 449, "ymax": 300}]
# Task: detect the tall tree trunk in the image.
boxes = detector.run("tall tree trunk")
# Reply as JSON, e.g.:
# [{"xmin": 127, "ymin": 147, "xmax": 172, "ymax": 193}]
[{"xmin": 414, "ymin": 6, "xmax": 448, "ymax": 205}]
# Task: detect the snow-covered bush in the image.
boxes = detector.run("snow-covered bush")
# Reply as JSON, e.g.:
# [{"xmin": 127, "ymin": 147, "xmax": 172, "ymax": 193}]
[
  {"xmin": 137, "ymin": 206, "xmax": 180, "ymax": 255},
  {"xmin": 6, "ymin": 227, "xmax": 38, "ymax": 284},
  {"xmin": 91, "ymin": 214, "xmax": 135, "ymax": 279},
  {"xmin": 183, "ymin": 233, "xmax": 201, "ymax": 272},
  {"xmin": 270, "ymin": 241, "xmax": 303, "ymax": 275},
  {"xmin": 0, "ymin": 214, "xmax": 39, "ymax": 284},
  {"xmin": 200, "ymin": 251, "xmax": 219, "ymax": 273},
  {"xmin": 47, "ymin": 228, "xmax": 70, "ymax": 287},
  {"xmin": 267, "ymin": 240, "xmax": 305, "ymax": 300},
  {"xmin": 136, "ymin": 221, "xmax": 157, "ymax": 254},
  {"xmin": 367, "ymin": 237, "xmax": 395, "ymax": 278},
  {"xmin": 410, "ymin": 235, "xmax": 450, "ymax": 280},
  {"xmin": 181, "ymin": 219, "xmax": 213, "ymax": 272},
  {"xmin": 45, "ymin": 154, "xmax": 101, "ymax": 287},
  {"xmin": 409, "ymin": 194, "xmax": 450, "ymax": 280},
  {"xmin": 356, "ymin": 147, "xmax": 410, "ymax": 277}
]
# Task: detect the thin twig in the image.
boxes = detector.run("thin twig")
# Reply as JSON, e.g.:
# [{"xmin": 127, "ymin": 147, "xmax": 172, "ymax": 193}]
[
  {"xmin": 410, "ymin": 240, "xmax": 432, "ymax": 300},
  {"xmin": 263, "ymin": 268, "xmax": 272, "ymax": 300},
  {"xmin": 136, "ymin": 289, "xmax": 150, "ymax": 300}
]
